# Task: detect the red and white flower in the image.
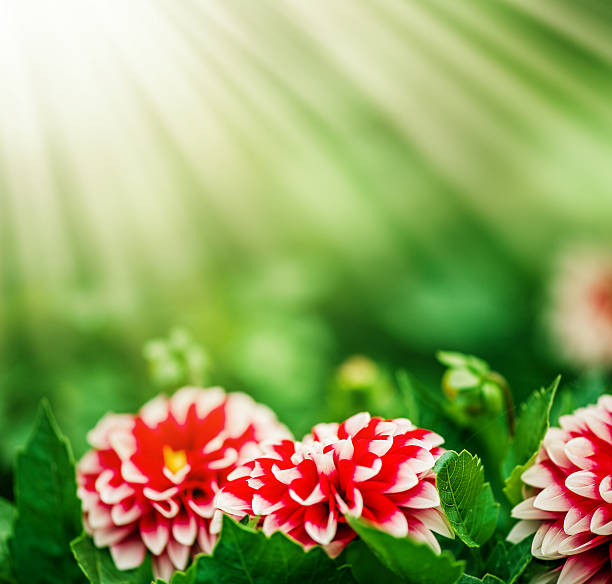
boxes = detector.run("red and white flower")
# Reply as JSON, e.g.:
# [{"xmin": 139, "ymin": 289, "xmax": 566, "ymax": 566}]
[
  {"xmin": 215, "ymin": 412, "xmax": 453, "ymax": 557},
  {"xmin": 508, "ymin": 395, "xmax": 612, "ymax": 584},
  {"xmin": 549, "ymin": 246, "xmax": 612, "ymax": 369},
  {"xmin": 77, "ymin": 387, "xmax": 290, "ymax": 580}
]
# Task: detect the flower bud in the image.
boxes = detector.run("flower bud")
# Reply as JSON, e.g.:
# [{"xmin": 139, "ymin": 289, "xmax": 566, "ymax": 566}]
[
  {"xmin": 437, "ymin": 351, "xmax": 511, "ymax": 430},
  {"xmin": 329, "ymin": 355, "xmax": 395, "ymax": 418},
  {"xmin": 143, "ymin": 328, "xmax": 210, "ymax": 388}
]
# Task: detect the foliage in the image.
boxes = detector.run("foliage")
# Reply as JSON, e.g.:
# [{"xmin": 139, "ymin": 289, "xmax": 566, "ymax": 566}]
[
  {"xmin": 343, "ymin": 540, "xmax": 403, "ymax": 584},
  {"xmin": 347, "ymin": 517, "xmax": 465, "ymax": 584},
  {"xmin": 435, "ymin": 450, "xmax": 499, "ymax": 548},
  {"xmin": 484, "ymin": 537, "xmax": 534, "ymax": 584},
  {"xmin": 0, "ymin": 498, "xmax": 15, "ymax": 584},
  {"xmin": 502, "ymin": 378, "xmax": 560, "ymax": 505},
  {"xmin": 143, "ymin": 329, "xmax": 210, "ymax": 391},
  {"xmin": 459, "ymin": 576, "xmax": 504, "ymax": 584},
  {"xmin": 0, "ymin": 354, "xmax": 609, "ymax": 583},
  {"xmin": 71, "ymin": 535, "xmax": 153, "ymax": 584},
  {"xmin": 9, "ymin": 401, "xmax": 85, "ymax": 584},
  {"xmin": 3, "ymin": 1, "xmax": 612, "ymax": 578},
  {"xmin": 156, "ymin": 515, "xmax": 354, "ymax": 584}
]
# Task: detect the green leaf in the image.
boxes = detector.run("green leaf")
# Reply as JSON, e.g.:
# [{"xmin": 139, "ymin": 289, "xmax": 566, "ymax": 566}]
[
  {"xmin": 502, "ymin": 377, "xmax": 560, "ymax": 504},
  {"xmin": 458, "ymin": 576, "xmax": 504, "ymax": 584},
  {"xmin": 503, "ymin": 453, "xmax": 536, "ymax": 508},
  {"xmin": 484, "ymin": 535, "xmax": 533, "ymax": 584},
  {"xmin": 71, "ymin": 533, "xmax": 153, "ymax": 584},
  {"xmin": 396, "ymin": 370, "xmax": 420, "ymax": 426},
  {"xmin": 162, "ymin": 515, "xmax": 355, "ymax": 584},
  {"xmin": 434, "ymin": 450, "xmax": 499, "ymax": 548},
  {"xmin": 343, "ymin": 539, "xmax": 403, "ymax": 584},
  {"xmin": 0, "ymin": 498, "xmax": 15, "ymax": 583},
  {"xmin": 503, "ymin": 376, "xmax": 560, "ymax": 474},
  {"xmin": 457, "ymin": 575, "xmax": 482, "ymax": 584},
  {"xmin": 10, "ymin": 400, "xmax": 85, "ymax": 584},
  {"xmin": 347, "ymin": 516, "xmax": 464, "ymax": 584}
]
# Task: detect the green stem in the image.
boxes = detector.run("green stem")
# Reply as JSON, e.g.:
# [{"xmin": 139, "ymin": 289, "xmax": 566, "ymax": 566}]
[
  {"xmin": 470, "ymin": 546, "xmax": 485, "ymax": 575},
  {"xmin": 486, "ymin": 372, "xmax": 515, "ymax": 436}
]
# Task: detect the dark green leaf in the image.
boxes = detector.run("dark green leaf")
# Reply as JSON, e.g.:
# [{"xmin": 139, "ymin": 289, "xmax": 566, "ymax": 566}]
[
  {"xmin": 458, "ymin": 576, "xmax": 504, "ymax": 584},
  {"xmin": 485, "ymin": 536, "xmax": 533, "ymax": 584},
  {"xmin": 503, "ymin": 376, "xmax": 560, "ymax": 475},
  {"xmin": 435, "ymin": 450, "xmax": 499, "ymax": 547},
  {"xmin": 503, "ymin": 452, "xmax": 535, "ymax": 508},
  {"xmin": 163, "ymin": 515, "xmax": 355, "ymax": 584},
  {"xmin": 10, "ymin": 400, "xmax": 85, "ymax": 584},
  {"xmin": 0, "ymin": 498, "xmax": 15, "ymax": 583},
  {"xmin": 458, "ymin": 575, "xmax": 481, "ymax": 583},
  {"xmin": 347, "ymin": 516, "xmax": 464, "ymax": 584},
  {"xmin": 503, "ymin": 377, "xmax": 560, "ymax": 504},
  {"xmin": 343, "ymin": 540, "xmax": 403, "ymax": 584},
  {"xmin": 71, "ymin": 533, "xmax": 153, "ymax": 584}
]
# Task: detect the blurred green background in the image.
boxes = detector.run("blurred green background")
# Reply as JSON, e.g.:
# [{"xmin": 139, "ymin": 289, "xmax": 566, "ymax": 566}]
[{"xmin": 2, "ymin": 0, "xmax": 612, "ymax": 495}]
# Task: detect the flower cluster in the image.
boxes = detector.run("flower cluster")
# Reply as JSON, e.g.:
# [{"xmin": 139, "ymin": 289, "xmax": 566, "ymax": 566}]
[
  {"xmin": 509, "ymin": 395, "xmax": 612, "ymax": 584},
  {"xmin": 216, "ymin": 412, "xmax": 453, "ymax": 557},
  {"xmin": 77, "ymin": 387, "xmax": 289, "ymax": 580}
]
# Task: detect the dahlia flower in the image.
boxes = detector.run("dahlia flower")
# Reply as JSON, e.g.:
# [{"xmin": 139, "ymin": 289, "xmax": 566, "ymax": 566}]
[
  {"xmin": 549, "ymin": 247, "xmax": 612, "ymax": 369},
  {"xmin": 77, "ymin": 387, "xmax": 290, "ymax": 580},
  {"xmin": 508, "ymin": 395, "xmax": 612, "ymax": 584},
  {"xmin": 216, "ymin": 412, "xmax": 453, "ymax": 557}
]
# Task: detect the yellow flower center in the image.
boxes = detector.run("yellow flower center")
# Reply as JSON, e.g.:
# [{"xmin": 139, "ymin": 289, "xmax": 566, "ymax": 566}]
[{"xmin": 163, "ymin": 445, "xmax": 187, "ymax": 475}]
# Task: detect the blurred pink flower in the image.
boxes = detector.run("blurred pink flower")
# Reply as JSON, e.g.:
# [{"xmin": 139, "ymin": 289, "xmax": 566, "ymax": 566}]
[
  {"xmin": 77, "ymin": 387, "xmax": 289, "ymax": 580},
  {"xmin": 508, "ymin": 395, "xmax": 612, "ymax": 584},
  {"xmin": 549, "ymin": 247, "xmax": 612, "ymax": 368},
  {"xmin": 216, "ymin": 412, "xmax": 452, "ymax": 558}
]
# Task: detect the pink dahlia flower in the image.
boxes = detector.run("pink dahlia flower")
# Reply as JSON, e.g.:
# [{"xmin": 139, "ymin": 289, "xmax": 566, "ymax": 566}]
[
  {"xmin": 549, "ymin": 246, "xmax": 612, "ymax": 369},
  {"xmin": 508, "ymin": 395, "xmax": 612, "ymax": 584},
  {"xmin": 216, "ymin": 412, "xmax": 453, "ymax": 557},
  {"xmin": 77, "ymin": 387, "xmax": 290, "ymax": 580}
]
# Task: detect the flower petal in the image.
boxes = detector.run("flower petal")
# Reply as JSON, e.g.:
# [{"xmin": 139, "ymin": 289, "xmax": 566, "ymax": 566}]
[
  {"xmin": 507, "ymin": 520, "xmax": 539, "ymax": 544},
  {"xmin": 304, "ymin": 505, "xmax": 338, "ymax": 545},
  {"xmin": 534, "ymin": 484, "xmax": 572, "ymax": 512},
  {"xmin": 512, "ymin": 497, "xmax": 560, "ymax": 520},
  {"xmin": 172, "ymin": 510, "xmax": 197, "ymax": 546},
  {"xmin": 140, "ymin": 514, "xmax": 170, "ymax": 556},
  {"xmin": 363, "ymin": 494, "xmax": 408, "ymax": 538},
  {"xmin": 565, "ymin": 471, "xmax": 600, "ymax": 499},
  {"xmin": 166, "ymin": 538, "xmax": 190, "ymax": 571},
  {"xmin": 110, "ymin": 535, "xmax": 146, "ymax": 571},
  {"xmin": 590, "ymin": 504, "xmax": 612, "ymax": 535},
  {"xmin": 558, "ymin": 549, "xmax": 608, "ymax": 584}
]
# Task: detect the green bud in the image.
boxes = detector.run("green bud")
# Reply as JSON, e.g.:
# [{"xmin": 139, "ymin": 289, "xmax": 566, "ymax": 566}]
[
  {"xmin": 481, "ymin": 381, "xmax": 504, "ymax": 415},
  {"xmin": 438, "ymin": 351, "xmax": 512, "ymax": 431},
  {"xmin": 336, "ymin": 355, "xmax": 380, "ymax": 393},
  {"xmin": 329, "ymin": 355, "xmax": 395, "ymax": 418},
  {"xmin": 143, "ymin": 328, "xmax": 210, "ymax": 389}
]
